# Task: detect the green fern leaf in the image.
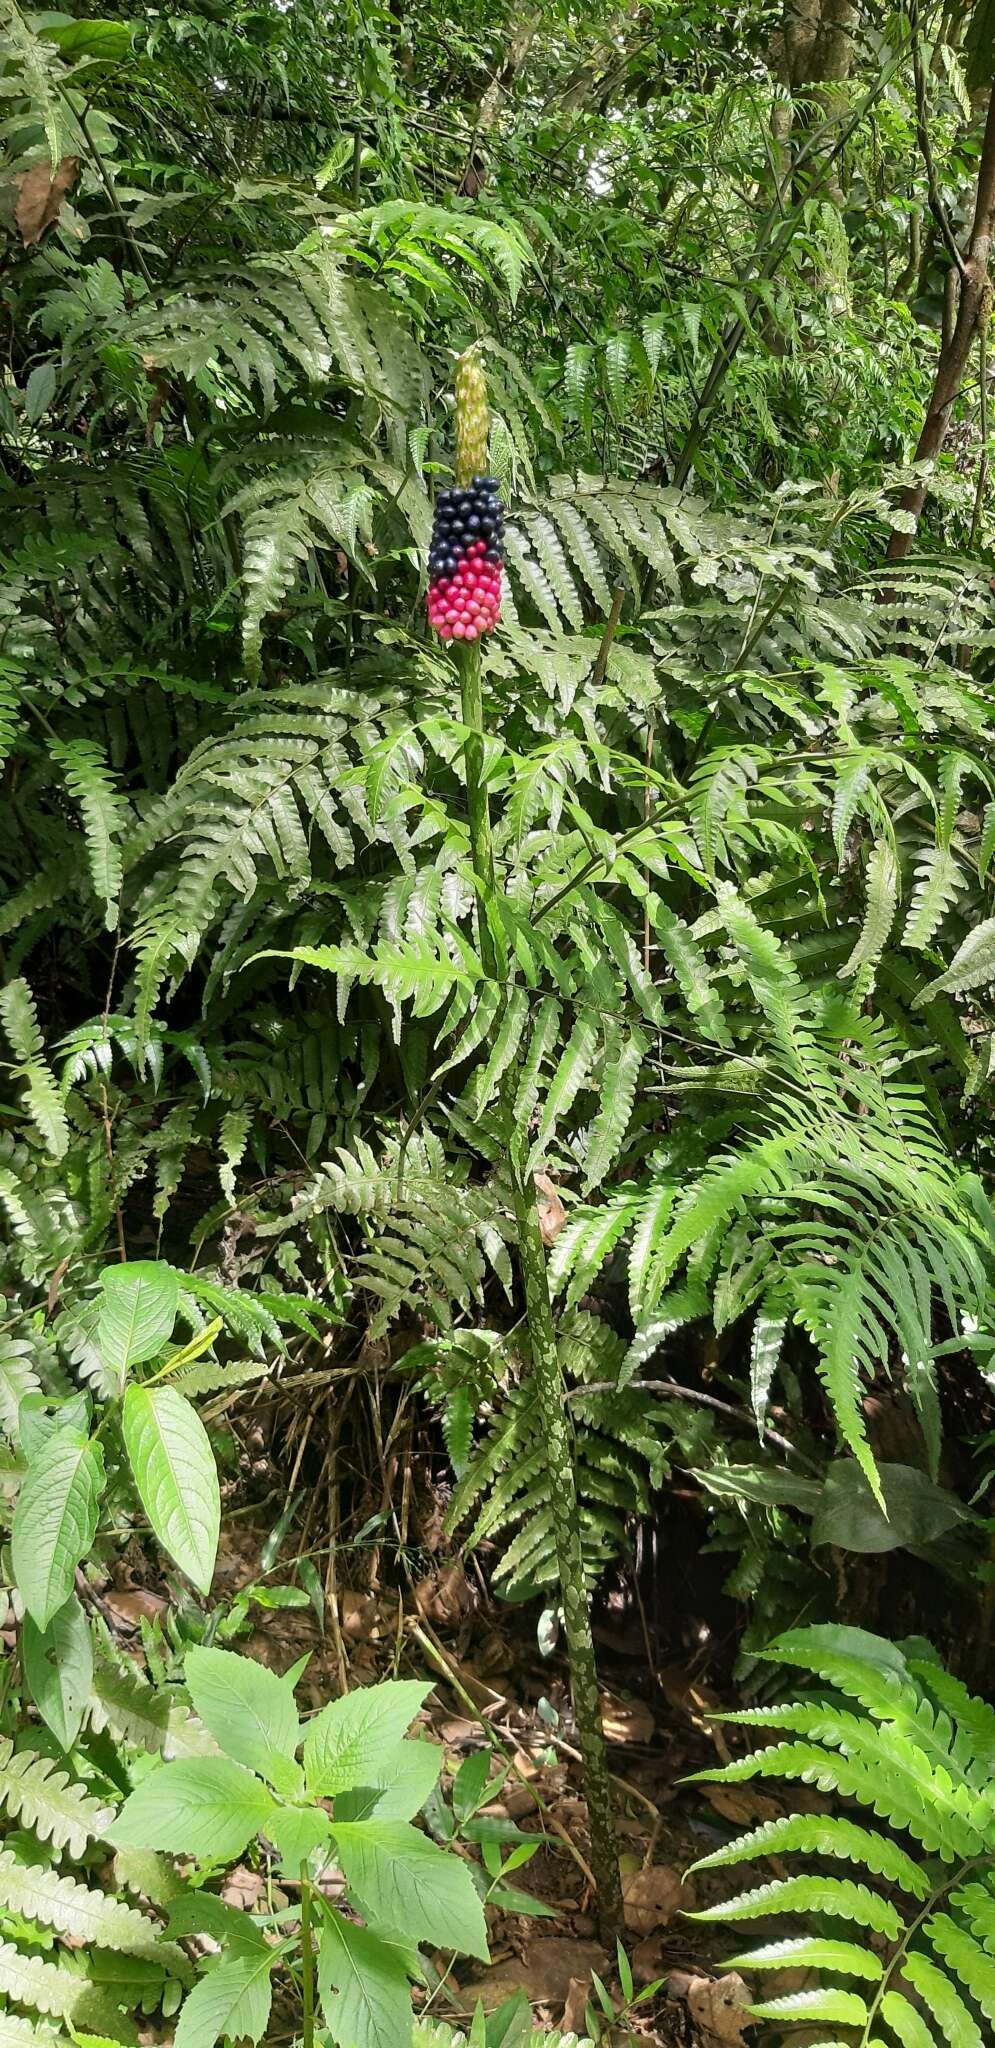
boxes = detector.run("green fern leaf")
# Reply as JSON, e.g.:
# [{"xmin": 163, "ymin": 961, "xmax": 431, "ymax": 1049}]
[
  {"xmin": 726, "ymin": 1934, "xmax": 881, "ymax": 1980},
  {"xmin": 581, "ymin": 1026, "xmax": 645, "ymax": 1194},
  {"xmin": 841, "ymin": 837, "xmax": 898, "ymax": 978},
  {"xmin": 524, "ymin": 510, "xmax": 587, "ymax": 628},
  {"xmin": 0, "ymin": 1738, "xmax": 112, "ymax": 1857},
  {"xmin": 925, "ymin": 1917, "xmax": 995, "ymax": 2024},
  {"xmin": 917, "ymin": 918, "xmax": 995, "ymax": 1005},
  {"xmin": 0, "ymin": 1848, "xmax": 168, "ymax": 1962},
  {"xmin": 550, "ymin": 1187, "xmax": 641, "ymax": 1310},
  {"xmin": 467, "ymin": 986, "xmax": 530, "ymax": 1113},
  {"xmin": 528, "ymin": 1013, "xmax": 599, "ymax": 1167},
  {"xmin": 504, "ymin": 524, "xmax": 563, "ymax": 631},
  {"xmin": 902, "ymin": 846, "xmax": 964, "ymax": 950},
  {"xmin": 51, "ymin": 740, "xmax": 124, "ymax": 931},
  {"xmin": 0, "ymin": 2017, "xmax": 63, "ymax": 2048},
  {"xmin": 748, "ymin": 1990, "xmax": 869, "ymax": 2029},
  {"xmin": 0, "ymin": 980, "xmax": 68, "ymax": 1159},
  {"xmin": 547, "ymin": 502, "xmax": 612, "ymax": 611},
  {"xmin": 0, "ymin": 1329, "xmax": 42, "ymax": 1433},
  {"xmin": 603, "ymin": 332, "xmax": 632, "ymax": 414},
  {"xmin": 692, "ymin": 1873, "xmax": 902, "ymax": 1938},
  {"xmin": 749, "ymin": 1299, "xmax": 787, "ymax": 1436},
  {"xmin": 699, "ymin": 1624, "xmax": 995, "ymax": 2048},
  {"xmin": 564, "ymin": 343, "xmax": 596, "ymax": 415},
  {"xmin": 690, "ymin": 1811, "xmax": 930, "ymax": 1896},
  {"xmin": 902, "ymin": 1950, "xmax": 983, "ymax": 2048}
]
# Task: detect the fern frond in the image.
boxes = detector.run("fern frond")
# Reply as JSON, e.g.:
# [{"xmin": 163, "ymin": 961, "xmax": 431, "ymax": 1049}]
[
  {"xmin": 698, "ymin": 1624, "xmax": 995, "ymax": 2048},
  {"xmin": 581, "ymin": 1026, "xmax": 646, "ymax": 1195},
  {"xmin": 0, "ymin": 1325, "xmax": 42, "ymax": 1432},
  {"xmin": 901, "ymin": 845, "xmax": 964, "ymax": 950},
  {"xmin": 0, "ymin": 979, "xmax": 68, "ymax": 1159},
  {"xmin": 448, "ymin": 1312, "xmax": 672, "ymax": 1591},
  {"xmin": 51, "ymin": 739, "xmax": 125, "ymax": 931},
  {"xmin": 841, "ymin": 836, "xmax": 897, "ymax": 979},
  {"xmin": 0, "ymin": 1848, "xmax": 164, "ymax": 1960},
  {"xmin": 0, "ymin": 1739, "xmax": 112, "ymax": 1857},
  {"xmin": 0, "ymin": 2016, "xmax": 63, "ymax": 2048}
]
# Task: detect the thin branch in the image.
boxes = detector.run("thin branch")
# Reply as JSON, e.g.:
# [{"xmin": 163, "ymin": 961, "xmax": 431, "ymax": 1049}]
[
  {"xmin": 565, "ymin": 1378, "xmax": 819, "ymax": 1469},
  {"xmin": 910, "ymin": 0, "xmax": 967, "ymax": 282}
]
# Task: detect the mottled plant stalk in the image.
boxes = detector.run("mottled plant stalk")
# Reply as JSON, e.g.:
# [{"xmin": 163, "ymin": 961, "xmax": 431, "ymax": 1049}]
[
  {"xmin": 455, "ymin": 634, "xmax": 623, "ymax": 1934},
  {"xmin": 439, "ymin": 346, "xmax": 621, "ymax": 1928},
  {"xmin": 299, "ymin": 1865, "xmax": 316, "ymax": 2048}
]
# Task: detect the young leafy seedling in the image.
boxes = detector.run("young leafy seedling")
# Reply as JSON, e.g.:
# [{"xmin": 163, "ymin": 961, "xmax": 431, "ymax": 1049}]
[{"xmin": 110, "ymin": 1645, "xmax": 489, "ymax": 2048}]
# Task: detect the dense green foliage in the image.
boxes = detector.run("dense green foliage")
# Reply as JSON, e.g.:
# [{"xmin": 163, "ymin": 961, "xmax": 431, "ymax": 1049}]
[
  {"xmin": 5, "ymin": 0, "xmax": 995, "ymax": 2038},
  {"xmin": 695, "ymin": 1624, "xmax": 995, "ymax": 2046}
]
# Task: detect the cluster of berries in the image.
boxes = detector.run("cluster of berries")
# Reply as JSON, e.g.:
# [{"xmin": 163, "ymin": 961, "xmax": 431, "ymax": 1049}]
[{"xmin": 426, "ymin": 475, "xmax": 504, "ymax": 642}]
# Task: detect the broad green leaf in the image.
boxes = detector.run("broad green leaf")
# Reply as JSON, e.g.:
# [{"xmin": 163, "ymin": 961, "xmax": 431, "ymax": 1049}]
[
  {"xmin": 330, "ymin": 1820, "xmax": 489, "ymax": 1960},
  {"xmin": 22, "ymin": 1593, "xmax": 93, "ymax": 1750},
  {"xmin": 333, "ymin": 1739, "xmax": 442, "ymax": 1822},
  {"xmin": 11, "ymin": 1431, "xmax": 105, "ymax": 1629},
  {"xmin": 303, "ymin": 1679, "xmax": 431, "ymax": 1796},
  {"xmin": 167, "ymin": 1891, "xmax": 269, "ymax": 1952},
  {"xmin": 122, "ymin": 1385, "xmax": 219, "ymax": 1594},
  {"xmin": 184, "ymin": 1646, "xmax": 301, "ymax": 1793},
  {"xmin": 98, "ymin": 1261, "xmax": 179, "ymax": 1376},
  {"xmin": 318, "ymin": 1904, "xmax": 414, "ymax": 2048},
  {"xmin": 267, "ymin": 1805, "xmax": 333, "ymax": 1871},
  {"xmin": 173, "ymin": 1952, "xmax": 276, "ymax": 2048},
  {"xmin": 452, "ymin": 1751, "xmax": 493, "ymax": 1826},
  {"xmin": 42, "ymin": 18, "xmax": 135, "ymax": 63},
  {"xmin": 110, "ymin": 1757, "xmax": 276, "ymax": 1862},
  {"xmin": 811, "ymin": 1459, "xmax": 967, "ymax": 1553},
  {"xmin": 18, "ymin": 1390, "xmax": 88, "ymax": 1461}
]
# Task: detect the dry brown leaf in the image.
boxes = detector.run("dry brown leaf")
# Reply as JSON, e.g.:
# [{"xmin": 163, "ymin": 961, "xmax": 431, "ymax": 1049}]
[
  {"xmin": 412, "ymin": 1562, "xmax": 475, "ymax": 1630},
  {"xmin": 622, "ymin": 1864, "xmax": 693, "ymax": 1936},
  {"xmin": 703, "ymin": 1782, "xmax": 780, "ymax": 1826},
  {"xmin": 535, "ymin": 1171, "xmax": 566, "ymax": 1245},
  {"xmin": 439, "ymin": 1715, "xmax": 479, "ymax": 1744},
  {"xmin": 46, "ymin": 1255, "xmax": 71, "ymax": 1315},
  {"xmin": 104, "ymin": 1589, "xmax": 169, "ymax": 1631},
  {"xmin": 562, "ymin": 1977, "xmax": 590, "ymax": 2034},
  {"xmin": 341, "ymin": 1591, "xmax": 380, "ymax": 1638},
  {"xmin": 686, "ymin": 1972, "xmax": 755, "ymax": 2044},
  {"xmin": 631, "ymin": 1933, "xmax": 666, "ymax": 1984},
  {"xmin": 469, "ymin": 1938, "xmax": 608, "ymax": 2011},
  {"xmin": 220, "ymin": 1867, "xmax": 263, "ymax": 1913},
  {"xmin": 15, "ymin": 157, "xmax": 81, "ymax": 246},
  {"xmin": 600, "ymin": 1692, "xmax": 655, "ymax": 1745}
]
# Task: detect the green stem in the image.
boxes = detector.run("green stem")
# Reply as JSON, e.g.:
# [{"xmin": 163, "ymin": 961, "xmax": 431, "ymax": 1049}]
[
  {"xmin": 299, "ymin": 1867, "xmax": 316, "ymax": 2048},
  {"xmin": 455, "ymin": 641, "xmax": 623, "ymax": 1935}
]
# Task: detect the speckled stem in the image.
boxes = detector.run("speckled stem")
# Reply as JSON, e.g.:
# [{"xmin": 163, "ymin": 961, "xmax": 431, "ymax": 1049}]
[{"xmin": 455, "ymin": 638, "xmax": 623, "ymax": 1935}]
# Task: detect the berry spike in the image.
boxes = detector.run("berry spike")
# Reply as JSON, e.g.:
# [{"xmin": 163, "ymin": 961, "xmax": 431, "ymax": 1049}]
[{"xmin": 427, "ymin": 347, "xmax": 504, "ymax": 643}]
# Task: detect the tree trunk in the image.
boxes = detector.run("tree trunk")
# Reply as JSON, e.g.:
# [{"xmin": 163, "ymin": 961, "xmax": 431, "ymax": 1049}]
[
  {"xmin": 458, "ymin": 12, "xmax": 539, "ymax": 194},
  {"xmin": 769, "ymin": 0, "xmax": 857, "ymax": 202},
  {"xmin": 886, "ymin": 79, "xmax": 995, "ymax": 559}
]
